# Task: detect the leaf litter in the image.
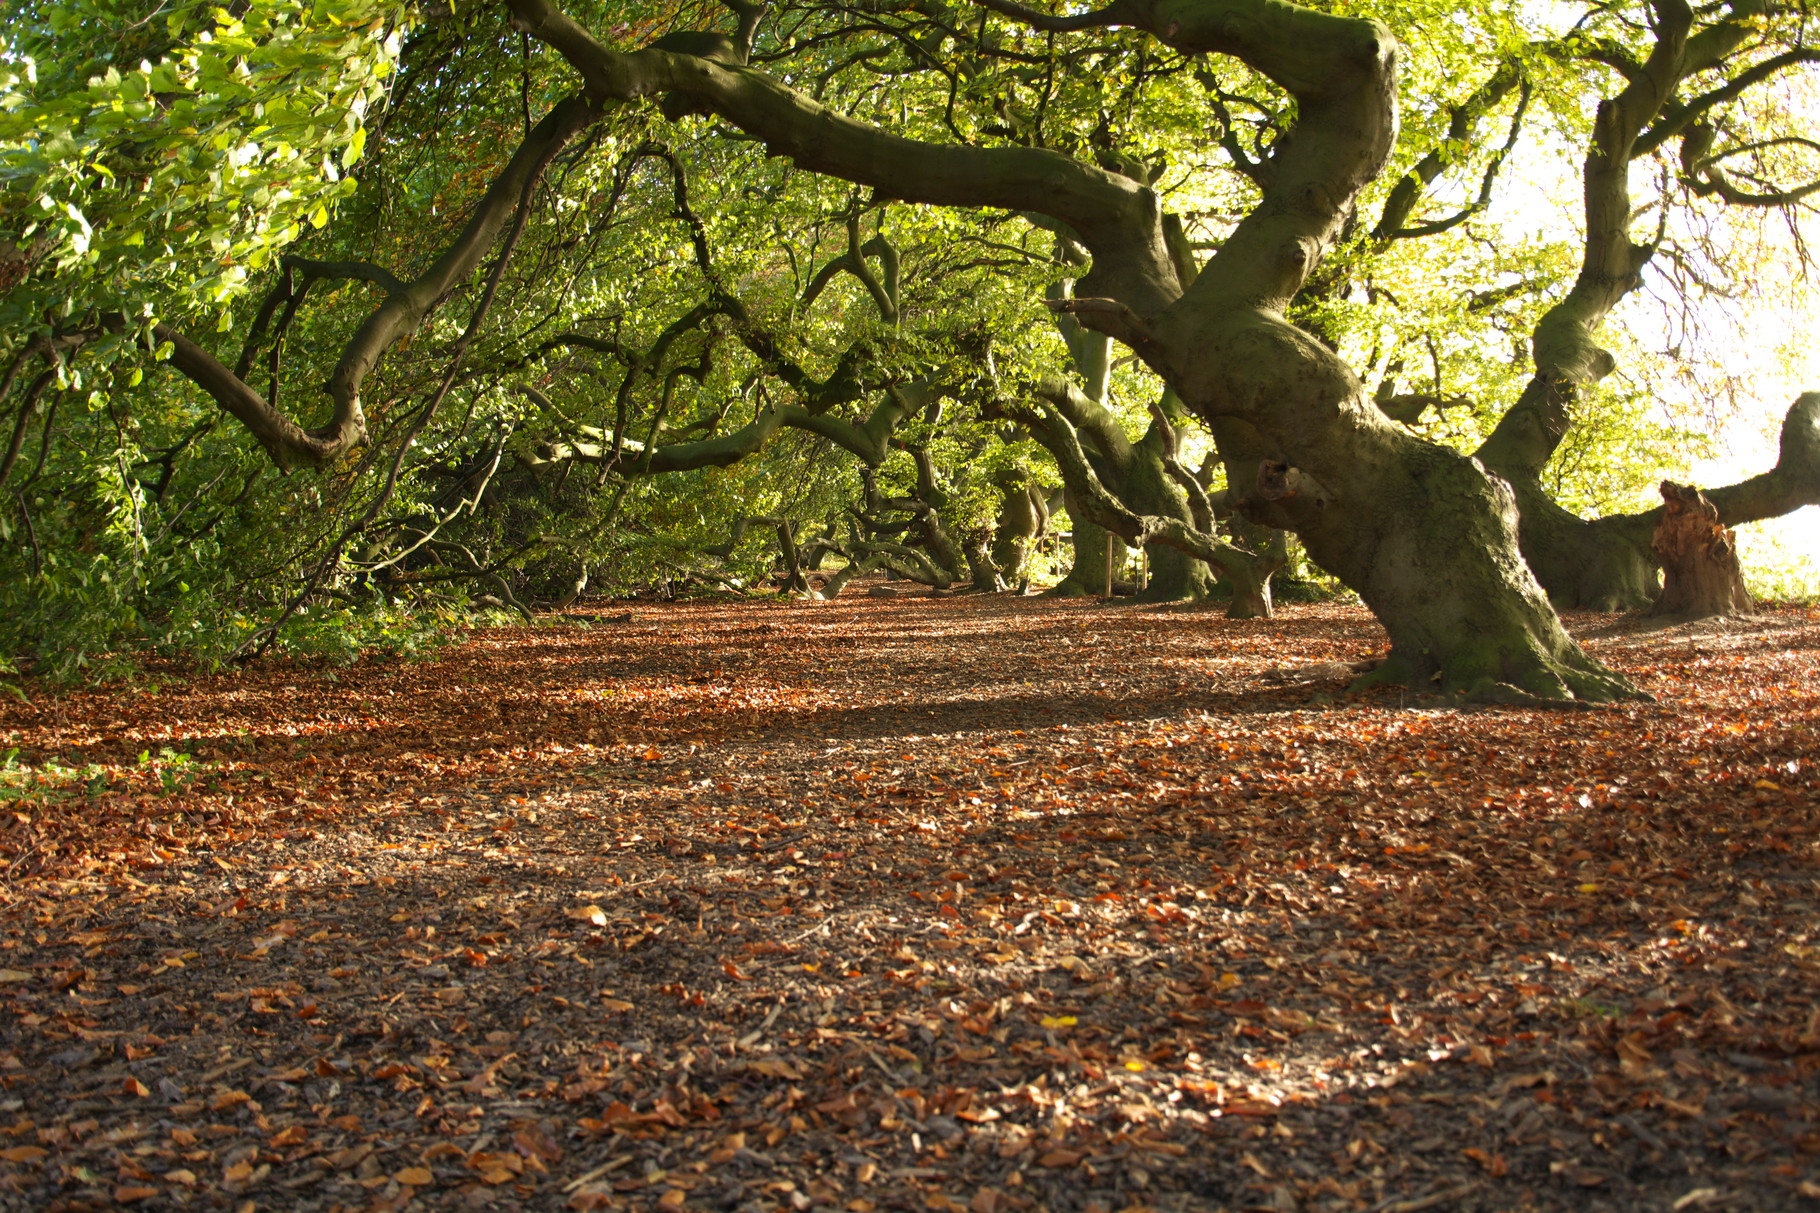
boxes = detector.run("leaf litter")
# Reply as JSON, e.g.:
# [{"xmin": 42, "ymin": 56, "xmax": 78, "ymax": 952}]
[{"xmin": 0, "ymin": 594, "xmax": 1815, "ymax": 1212}]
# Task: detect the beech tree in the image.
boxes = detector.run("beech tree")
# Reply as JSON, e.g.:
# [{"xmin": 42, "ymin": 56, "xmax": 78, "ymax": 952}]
[
  {"xmin": 1290, "ymin": 0, "xmax": 1820, "ymax": 611},
  {"xmin": 3, "ymin": 0, "xmax": 1816, "ymax": 691},
  {"xmin": 491, "ymin": 0, "xmax": 1700, "ymax": 700}
]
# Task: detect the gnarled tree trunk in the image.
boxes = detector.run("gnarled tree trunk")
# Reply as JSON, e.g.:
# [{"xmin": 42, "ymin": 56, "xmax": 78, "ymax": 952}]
[
  {"xmin": 990, "ymin": 468, "xmax": 1049, "ymax": 591},
  {"xmin": 1648, "ymin": 481, "xmax": 1754, "ymax": 620},
  {"xmin": 508, "ymin": 0, "xmax": 1642, "ymax": 701}
]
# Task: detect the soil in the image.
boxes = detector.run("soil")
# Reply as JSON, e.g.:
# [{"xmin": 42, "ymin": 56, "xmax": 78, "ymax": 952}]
[{"xmin": 1, "ymin": 594, "xmax": 1816, "ymax": 1213}]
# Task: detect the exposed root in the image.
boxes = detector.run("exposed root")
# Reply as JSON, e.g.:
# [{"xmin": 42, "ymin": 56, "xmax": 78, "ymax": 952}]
[{"xmin": 1350, "ymin": 647, "xmax": 1650, "ymax": 705}]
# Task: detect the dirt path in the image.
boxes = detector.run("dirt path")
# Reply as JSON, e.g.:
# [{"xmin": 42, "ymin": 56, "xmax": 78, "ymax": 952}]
[{"xmin": 2, "ymin": 596, "xmax": 1817, "ymax": 1212}]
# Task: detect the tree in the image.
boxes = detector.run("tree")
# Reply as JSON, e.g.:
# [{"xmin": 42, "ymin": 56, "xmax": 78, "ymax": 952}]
[
  {"xmin": 490, "ymin": 0, "xmax": 1641, "ymax": 699},
  {"xmin": 1270, "ymin": 0, "xmax": 1820, "ymax": 609},
  {"xmin": 3, "ymin": 0, "xmax": 1814, "ymax": 694},
  {"xmin": 1457, "ymin": 4, "xmax": 1820, "ymax": 610}
]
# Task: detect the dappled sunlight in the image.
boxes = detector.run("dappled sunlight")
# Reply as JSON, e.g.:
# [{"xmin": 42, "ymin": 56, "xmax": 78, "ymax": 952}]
[{"xmin": 1, "ymin": 596, "xmax": 1816, "ymax": 1211}]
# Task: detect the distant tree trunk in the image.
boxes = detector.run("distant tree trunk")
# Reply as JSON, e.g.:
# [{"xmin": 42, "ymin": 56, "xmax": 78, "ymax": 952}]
[
  {"xmin": 775, "ymin": 521, "xmax": 809, "ymax": 595},
  {"xmin": 1122, "ymin": 436, "xmax": 1218, "ymax": 604},
  {"xmin": 1047, "ymin": 493, "xmax": 1116, "ymax": 598},
  {"xmin": 554, "ymin": 565, "xmax": 589, "ymax": 609},
  {"xmin": 1648, "ymin": 482, "xmax": 1753, "ymax": 620},
  {"xmin": 990, "ymin": 470, "xmax": 1048, "ymax": 588},
  {"xmin": 964, "ymin": 535, "xmax": 1005, "ymax": 592},
  {"xmin": 816, "ymin": 554, "xmax": 878, "ymax": 599},
  {"xmin": 800, "ymin": 519, "xmax": 840, "ymax": 571},
  {"xmin": 1221, "ymin": 515, "xmax": 1288, "ymax": 619},
  {"xmin": 1032, "ymin": 413, "xmax": 1217, "ymax": 603}
]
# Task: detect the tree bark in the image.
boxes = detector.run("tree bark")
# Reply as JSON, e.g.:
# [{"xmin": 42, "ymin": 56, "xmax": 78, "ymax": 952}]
[
  {"xmin": 1505, "ymin": 481, "xmax": 1659, "ymax": 611},
  {"xmin": 1648, "ymin": 481, "xmax": 1754, "ymax": 619}
]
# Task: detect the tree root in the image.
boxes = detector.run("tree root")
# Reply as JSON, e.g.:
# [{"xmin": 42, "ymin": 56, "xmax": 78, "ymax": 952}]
[{"xmin": 1349, "ymin": 649, "xmax": 1650, "ymax": 705}]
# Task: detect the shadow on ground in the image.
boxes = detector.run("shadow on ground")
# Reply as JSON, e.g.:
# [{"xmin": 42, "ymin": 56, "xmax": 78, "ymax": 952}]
[{"xmin": 1, "ymin": 596, "xmax": 1816, "ymax": 1212}]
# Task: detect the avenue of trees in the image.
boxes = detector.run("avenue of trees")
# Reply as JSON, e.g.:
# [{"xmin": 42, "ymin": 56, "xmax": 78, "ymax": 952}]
[{"xmin": 2, "ymin": 0, "xmax": 1818, "ymax": 693}]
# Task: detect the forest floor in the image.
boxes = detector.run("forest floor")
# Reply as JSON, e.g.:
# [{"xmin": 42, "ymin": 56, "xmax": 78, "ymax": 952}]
[{"xmin": 0, "ymin": 592, "xmax": 1817, "ymax": 1213}]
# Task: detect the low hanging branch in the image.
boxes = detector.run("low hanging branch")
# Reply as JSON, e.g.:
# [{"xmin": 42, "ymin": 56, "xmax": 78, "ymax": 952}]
[
  {"xmin": 230, "ymin": 101, "xmax": 595, "ymax": 660},
  {"xmin": 1028, "ymin": 382, "xmax": 1261, "ymax": 590},
  {"xmin": 160, "ymin": 96, "xmax": 600, "ymax": 470}
]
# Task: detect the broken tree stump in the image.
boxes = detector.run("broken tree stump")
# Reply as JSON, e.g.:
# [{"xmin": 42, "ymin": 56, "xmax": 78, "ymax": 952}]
[{"xmin": 1648, "ymin": 480, "xmax": 1754, "ymax": 619}]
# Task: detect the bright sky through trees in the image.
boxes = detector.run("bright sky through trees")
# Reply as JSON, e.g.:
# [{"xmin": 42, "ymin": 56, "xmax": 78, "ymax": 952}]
[{"xmin": 1474, "ymin": 17, "xmax": 1820, "ymax": 596}]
